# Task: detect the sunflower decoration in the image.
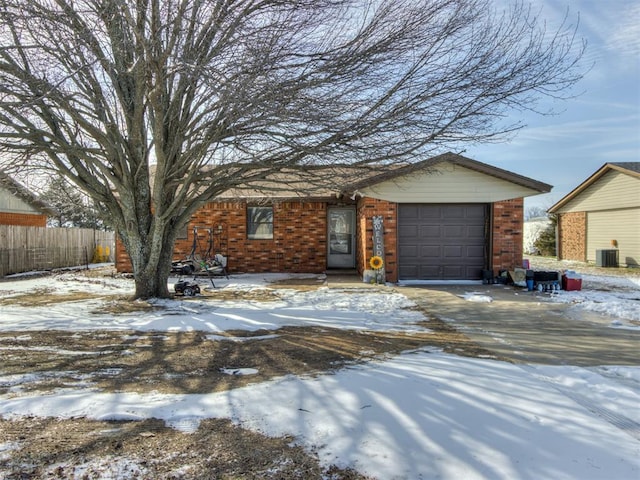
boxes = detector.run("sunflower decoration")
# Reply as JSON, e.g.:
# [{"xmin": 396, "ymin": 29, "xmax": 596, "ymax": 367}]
[{"xmin": 369, "ymin": 255, "xmax": 384, "ymax": 270}]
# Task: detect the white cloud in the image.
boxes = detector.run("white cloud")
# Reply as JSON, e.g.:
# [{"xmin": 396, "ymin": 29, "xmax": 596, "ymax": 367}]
[{"xmin": 598, "ymin": 2, "xmax": 640, "ymax": 59}]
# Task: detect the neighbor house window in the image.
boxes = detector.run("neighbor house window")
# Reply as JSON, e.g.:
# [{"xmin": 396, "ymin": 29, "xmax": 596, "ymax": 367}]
[{"xmin": 247, "ymin": 206, "xmax": 273, "ymax": 239}]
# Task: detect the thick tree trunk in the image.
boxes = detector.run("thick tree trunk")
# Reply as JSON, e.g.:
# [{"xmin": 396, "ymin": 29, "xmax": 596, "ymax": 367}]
[
  {"xmin": 134, "ymin": 271, "xmax": 165, "ymax": 299},
  {"xmin": 134, "ymin": 255, "xmax": 172, "ymax": 299},
  {"xmin": 130, "ymin": 240, "xmax": 176, "ymax": 299},
  {"xmin": 120, "ymin": 214, "xmax": 180, "ymax": 299}
]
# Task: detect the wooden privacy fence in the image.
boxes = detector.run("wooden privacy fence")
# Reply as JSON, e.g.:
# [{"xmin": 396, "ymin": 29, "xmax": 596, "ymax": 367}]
[{"xmin": 0, "ymin": 225, "xmax": 114, "ymax": 277}]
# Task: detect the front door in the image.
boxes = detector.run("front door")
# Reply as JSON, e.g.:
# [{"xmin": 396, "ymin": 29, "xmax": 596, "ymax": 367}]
[{"xmin": 327, "ymin": 208, "xmax": 356, "ymax": 269}]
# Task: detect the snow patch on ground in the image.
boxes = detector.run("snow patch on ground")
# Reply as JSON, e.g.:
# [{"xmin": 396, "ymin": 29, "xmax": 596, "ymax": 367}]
[
  {"xmin": 1, "ymin": 352, "xmax": 638, "ymax": 479},
  {"xmin": 0, "ymin": 274, "xmax": 425, "ymax": 333},
  {"xmin": 548, "ymin": 275, "xmax": 640, "ymax": 324},
  {"xmin": 460, "ymin": 292, "xmax": 493, "ymax": 303},
  {"xmin": 1, "ymin": 266, "xmax": 639, "ymax": 479},
  {"xmin": 220, "ymin": 367, "xmax": 259, "ymax": 376}
]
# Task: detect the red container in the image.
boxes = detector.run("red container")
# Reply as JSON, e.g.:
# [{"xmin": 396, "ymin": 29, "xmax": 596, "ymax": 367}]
[{"xmin": 562, "ymin": 275, "xmax": 582, "ymax": 291}]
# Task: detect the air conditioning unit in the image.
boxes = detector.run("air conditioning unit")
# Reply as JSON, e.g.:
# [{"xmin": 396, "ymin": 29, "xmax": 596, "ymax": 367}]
[{"xmin": 595, "ymin": 249, "xmax": 618, "ymax": 267}]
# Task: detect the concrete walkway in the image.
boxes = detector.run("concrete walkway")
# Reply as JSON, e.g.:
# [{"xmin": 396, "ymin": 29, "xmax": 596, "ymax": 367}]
[{"xmin": 398, "ymin": 284, "xmax": 640, "ymax": 366}]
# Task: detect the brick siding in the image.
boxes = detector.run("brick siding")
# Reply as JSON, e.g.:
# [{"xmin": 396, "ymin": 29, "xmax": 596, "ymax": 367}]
[
  {"xmin": 557, "ymin": 211, "xmax": 586, "ymax": 261},
  {"xmin": 491, "ymin": 198, "xmax": 524, "ymax": 273},
  {"xmin": 0, "ymin": 212, "xmax": 47, "ymax": 227},
  {"xmin": 114, "ymin": 233, "xmax": 132, "ymax": 273},
  {"xmin": 117, "ymin": 197, "xmax": 527, "ymax": 281},
  {"xmin": 356, "ymin": 197, "xmax": 398, "ymax": 282},
  {"xmin": 116, "ymin": 200, "xmax": 328, "ymax": 274}
]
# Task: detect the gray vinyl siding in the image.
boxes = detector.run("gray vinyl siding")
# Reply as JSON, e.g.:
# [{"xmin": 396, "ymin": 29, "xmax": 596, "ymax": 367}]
[
  {"xmin": 558, "ymin": 171, "xmax": 640, "ymax": 213},
  {"xmin": 586, "ymin": 208, "xmax": 640, "ymax": 267},
  {"xmin": 0, "ymin": 187, "xmax": 41, "ymax": 214}
]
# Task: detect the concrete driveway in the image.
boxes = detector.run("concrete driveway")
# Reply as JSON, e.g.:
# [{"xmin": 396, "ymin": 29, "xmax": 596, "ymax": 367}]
[{"xmin": 398, "ymin": 284, "xmax": 640, "ymax": 366}]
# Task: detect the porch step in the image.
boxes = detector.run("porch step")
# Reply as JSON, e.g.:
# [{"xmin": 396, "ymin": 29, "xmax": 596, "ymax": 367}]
[{"xmin": 324, "ymin": 269, "xmax": 357, "ymax": 275}]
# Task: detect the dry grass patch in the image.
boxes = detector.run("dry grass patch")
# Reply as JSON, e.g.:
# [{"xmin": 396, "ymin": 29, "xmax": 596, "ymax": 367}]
[
  {"xmin": 0, "ymin": 317, "xmax": 495, "ymax": 398},
  {"xmin": 0, "ymin": 417, "xmax": 372, "ymax": 479},
  {"xmin": 0, "ymin": 269, "xmax": 498, "ymax": 478},
  {"xmin": 0, "ymin": 289, "xmax": 105, "ymax": 307}
]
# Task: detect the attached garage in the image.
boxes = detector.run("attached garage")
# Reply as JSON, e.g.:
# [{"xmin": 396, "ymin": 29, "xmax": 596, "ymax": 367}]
[
  {"xmin": 398, "ymin": 204, "xmax": 487, "ymax": 280},
  {"xmin": 356, "ymin": 153, "xmax": 552, "ymax": 282}
]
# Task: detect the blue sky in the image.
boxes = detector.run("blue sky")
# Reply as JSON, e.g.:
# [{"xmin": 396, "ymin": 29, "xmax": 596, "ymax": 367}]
[{"xmin": 466, "ymin": 0, "xmax": 640, "ymax": 211}]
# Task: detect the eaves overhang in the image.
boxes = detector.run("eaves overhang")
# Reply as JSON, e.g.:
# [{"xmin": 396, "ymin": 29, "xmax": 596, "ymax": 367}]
[
  {"xmin": 347, "ymin": 152, "xmax": 552, "ymax": 195},
  {"xmin": 548, "ymin": 162, "xmax": 640, "ymax": 214}
]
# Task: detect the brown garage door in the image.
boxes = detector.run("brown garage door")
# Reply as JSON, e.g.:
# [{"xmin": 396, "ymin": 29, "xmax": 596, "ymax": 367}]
[{"xmin": 398, "ymin": 204, "xmax": 487, "ymax": 280}]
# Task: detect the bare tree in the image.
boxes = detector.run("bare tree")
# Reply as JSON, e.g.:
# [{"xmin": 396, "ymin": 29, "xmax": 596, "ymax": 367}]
[
  {"xmin": 0, "ymin": 0, "xmax": 584, "ymax": 298},
  {"xmin": 40, "ymin": 176, "xmax": 111, "ymax": 230},
  {"xmin": 524, "ymin": 205, "xmax": 549, "ymax": 221}
]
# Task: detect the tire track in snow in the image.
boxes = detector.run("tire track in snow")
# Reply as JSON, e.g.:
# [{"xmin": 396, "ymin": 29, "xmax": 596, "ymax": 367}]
[{"xmin": 519, "ymin": 364, "xmax": 640, "ymax": 441}]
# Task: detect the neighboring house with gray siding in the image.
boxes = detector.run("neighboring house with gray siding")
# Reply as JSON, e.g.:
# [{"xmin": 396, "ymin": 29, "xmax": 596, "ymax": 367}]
[
  {"xmin": 549, "ymin": 163, "xmax": 640, "ymax": 267},
  {"xmin": 0, "ymin": 170, "xmax": 56, "ymax": 227}
]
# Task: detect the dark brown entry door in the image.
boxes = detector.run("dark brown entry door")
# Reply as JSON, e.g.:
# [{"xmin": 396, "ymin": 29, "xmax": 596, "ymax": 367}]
[{"xmin": 398, "ymin": 204, "xmax": 487, "ymax": 280}]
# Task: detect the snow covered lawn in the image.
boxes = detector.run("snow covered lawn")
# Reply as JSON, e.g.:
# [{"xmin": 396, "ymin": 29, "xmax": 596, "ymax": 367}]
[{"xmin": 0, "ymin": 267, "xmax": 639, "ymax": 479}]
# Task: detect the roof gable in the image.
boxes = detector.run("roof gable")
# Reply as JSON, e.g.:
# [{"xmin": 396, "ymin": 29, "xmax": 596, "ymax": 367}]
[
  {"xmin": 0, "ymin": 170, "xmax": 57, "ymax": 216},
  {"xmin": 215, "ymin": 153, "xmax": 551, "ymax": 202},
  {"xmin": 608, "ymin": 162, "xmax": 640, "ymax": 175},
  {"xmin": 353, "ymin": 153, "xmax": 551, "ymax": 204},
  {"xmin": 354, "ymin": 152, "xmax": 552, "ymax": 193},
  {"xmin": 549, "ymin": 163, "xmax": 640, "ymax": 213}
]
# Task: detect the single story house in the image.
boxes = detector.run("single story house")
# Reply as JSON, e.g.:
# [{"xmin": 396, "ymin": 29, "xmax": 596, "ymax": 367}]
[
  {"xmin": 116, "ymin": 153, "xmax": 552, "ymax": 282},
  {"xmin": 549, "ymin": 162, "xmax": 640, "ymax": 268},
  {"xmin": 0, "ymin": 170, "xmax": 55, "ymax": 227}
]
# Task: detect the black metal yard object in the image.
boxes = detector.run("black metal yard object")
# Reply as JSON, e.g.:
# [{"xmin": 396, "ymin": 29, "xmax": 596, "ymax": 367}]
[
  {"xmin": 174, "ymin": 280, "xmax": 201, "ymax": 297},
  {"xmin": 171, "ymin": 226, "xmax": 229, "ymax": 280}
]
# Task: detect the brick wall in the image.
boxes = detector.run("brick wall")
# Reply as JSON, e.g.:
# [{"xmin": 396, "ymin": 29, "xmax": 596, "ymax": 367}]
[
  {"xmin": 116, "ymin": 197, "xmax": 528, "ymax": 281},
  {"xmin": 116, "ymin": 200, "xmax": 328, "ymax": 274},
  {"xmin": 114, "ymin": 233, "xmax": 132, "ymax": 273},
  {"xmin": 557, "ymin": 211, "xmax": 586, "ymax": 261},
  {"xmin": 491, "ymin": 198, "xmax": 524, "ymax": 273},
  {"xmin": 0, "ymin": 212, "xmax": 47, "ymax": 227},
  {"xmin": 356, "ymin": 198, "xmax": 398, "ymax": 282}
]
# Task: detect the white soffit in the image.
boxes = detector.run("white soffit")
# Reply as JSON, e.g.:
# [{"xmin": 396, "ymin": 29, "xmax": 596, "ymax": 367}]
[{"xmin": 358, "ymin": 161, "xmax": 540, "ymax": 203}]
